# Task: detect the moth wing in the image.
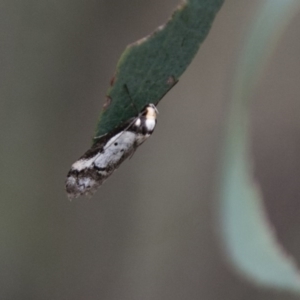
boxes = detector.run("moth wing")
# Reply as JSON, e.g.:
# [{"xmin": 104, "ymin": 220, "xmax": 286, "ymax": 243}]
[{"xmin": 66, "ymin": 117, "xmax": 138, "ymax": 199}]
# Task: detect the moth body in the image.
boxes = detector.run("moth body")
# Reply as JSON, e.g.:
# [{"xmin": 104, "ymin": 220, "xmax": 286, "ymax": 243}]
[{"xmin": 66, "ymin": 104, "xmax": 158, "ymax": 199}]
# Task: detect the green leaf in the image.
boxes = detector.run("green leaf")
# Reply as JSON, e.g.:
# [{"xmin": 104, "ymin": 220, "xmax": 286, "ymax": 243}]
[
  {"xmin": 94, "ymin": 0, "xmax": 224, "ymax": 141},
  {"xmin": 219, "ymin": 0, "xmax": 300, "ymax": 292}
]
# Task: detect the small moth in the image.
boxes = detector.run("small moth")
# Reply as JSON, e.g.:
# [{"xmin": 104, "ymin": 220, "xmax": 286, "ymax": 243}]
[{"xmin": 66, "ymin": 103, "xmax": 158, "ymax": 199}]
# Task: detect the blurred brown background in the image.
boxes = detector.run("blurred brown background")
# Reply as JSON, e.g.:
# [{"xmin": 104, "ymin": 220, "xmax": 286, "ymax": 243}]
[{"xmin": 1, "ymin": 0, "xmax": 300, "ymax": 299}]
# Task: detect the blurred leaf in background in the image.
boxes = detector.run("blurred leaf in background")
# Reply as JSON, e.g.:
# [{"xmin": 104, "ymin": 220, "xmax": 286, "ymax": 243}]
[{"xmin": 218, "ymin": 0, "xmax": 300, "ymax": 293}]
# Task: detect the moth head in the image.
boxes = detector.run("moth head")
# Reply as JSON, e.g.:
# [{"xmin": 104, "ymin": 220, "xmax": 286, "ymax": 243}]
[{"xmin": 143, "ymin": 103, "xmax": 158, "ymax": 119}]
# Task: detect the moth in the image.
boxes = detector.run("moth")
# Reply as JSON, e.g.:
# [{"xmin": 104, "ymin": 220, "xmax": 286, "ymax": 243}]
[{"xmin": 66, "ymin": 102, "xmax": 158, "ymax": 199}]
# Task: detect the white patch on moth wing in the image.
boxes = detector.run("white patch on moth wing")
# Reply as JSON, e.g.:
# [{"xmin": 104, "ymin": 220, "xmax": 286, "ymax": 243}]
[
  {"xmin": 135, "ymin": 118, "xmax": 141, "ymax": 126},
  {"xmin": 94, "ymin": 131, "xmax": 136, "ymax": 169},
  {"xmin": 145, "ymin": 119, "xmax": 156, "ymax": 131},
  {"xmin": 71, "ymin": 155, "xmax": 100, "ymax": 171}
]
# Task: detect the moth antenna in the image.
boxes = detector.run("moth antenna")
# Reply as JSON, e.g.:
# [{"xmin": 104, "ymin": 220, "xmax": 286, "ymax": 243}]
[
  {"xmin": 124, "ymin": 84, "xmax": 139, "ymax": 114},
  {"xmin": 93, "ymin": 133, "xmax": 106, "ymax": 140}
]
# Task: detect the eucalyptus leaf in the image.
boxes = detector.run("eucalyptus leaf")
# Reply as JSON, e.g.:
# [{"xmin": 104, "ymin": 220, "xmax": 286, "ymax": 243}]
[
  {"xmin": 219, "ymin": 0, "xmax": 300, "ymax": 292},
  {"xmin": 94, "ymin": 0, "xmax": 224, "ymax": 140}
]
